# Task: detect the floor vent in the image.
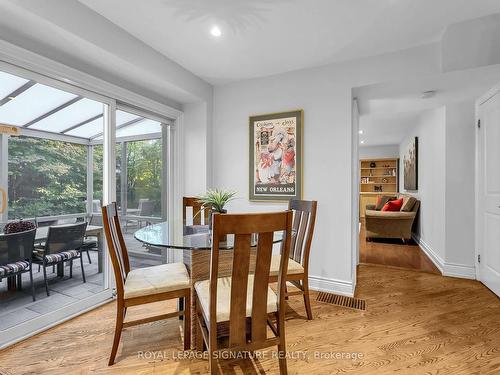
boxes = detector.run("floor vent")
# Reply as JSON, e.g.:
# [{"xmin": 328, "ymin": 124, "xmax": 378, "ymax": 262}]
[{"xmin": 316, "ymin": 292, "xmax": 366, "ymax": 311}]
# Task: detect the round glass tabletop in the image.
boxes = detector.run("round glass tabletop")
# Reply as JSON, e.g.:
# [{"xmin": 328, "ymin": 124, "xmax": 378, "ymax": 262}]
[{"xmin": 134, "ymin": 222, "xmax": 284, "ymax": 250}]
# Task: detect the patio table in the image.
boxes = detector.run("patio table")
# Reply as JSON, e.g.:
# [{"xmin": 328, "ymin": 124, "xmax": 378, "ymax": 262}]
[{"xmin": 134, "ymin": 221, "xmax": 283, "ymax": 348}]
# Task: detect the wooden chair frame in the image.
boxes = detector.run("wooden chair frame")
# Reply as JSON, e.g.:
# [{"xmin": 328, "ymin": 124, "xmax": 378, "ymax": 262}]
[
  {"xmin": 269, "ymin": 200, "xmax": 317, "ymax": 320},
  {"xmin": 102, "ymin": 202, "xmax": 191, "ymax": 366},
  {"xmin": 196, "ymin": 211, "xmax": 293, "ymax": 375},
  {"xmin": 183, "ymin": 196, "xmax": 210, "ymax": 225}
]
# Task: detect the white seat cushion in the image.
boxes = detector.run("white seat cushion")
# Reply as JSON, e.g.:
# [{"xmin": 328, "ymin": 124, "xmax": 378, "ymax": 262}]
[
  {"xmin": 194, "ymin": 275, "xmax": 278, "ymax": 323},
  {"xmin": 124, "ymin": 262, "xmax": 190, "ymax": 299},
  {"xmin": 269, "ymin": 254, "xmax": 304, "ymax": 277}
]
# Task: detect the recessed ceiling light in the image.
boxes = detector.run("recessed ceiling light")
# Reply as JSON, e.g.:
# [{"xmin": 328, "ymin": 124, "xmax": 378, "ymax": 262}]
[
  {"xmin": 210, "ymin": 26, "xmax": 222, "ymax": 37},
  {"xmin": 360, "ymin": 140, "xmax": 365, "ymax": 144},
  {"xmin": 358, "ymin": 130, "xmax": 363, "ymax": 135}
]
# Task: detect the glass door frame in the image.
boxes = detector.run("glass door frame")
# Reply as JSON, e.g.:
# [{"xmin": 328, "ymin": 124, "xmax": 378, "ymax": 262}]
[{"xmin": 0, "ymin": 61, "xmax": 116, "ymax": 348}]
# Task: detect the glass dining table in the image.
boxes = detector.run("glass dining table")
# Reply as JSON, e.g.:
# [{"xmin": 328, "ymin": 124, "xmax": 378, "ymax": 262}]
[
  {"xmin": 134, "ymin": 221, "xmax": 284, "ymax": 349},
  {"xmin": 134, "ymin": 221, "xmax": 283, "ymax": 250}
]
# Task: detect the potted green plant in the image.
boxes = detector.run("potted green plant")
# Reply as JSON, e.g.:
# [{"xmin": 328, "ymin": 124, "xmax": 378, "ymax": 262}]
[{"xmin": 195, "ymin": 189, "xmax": 236, "ymax": 229}]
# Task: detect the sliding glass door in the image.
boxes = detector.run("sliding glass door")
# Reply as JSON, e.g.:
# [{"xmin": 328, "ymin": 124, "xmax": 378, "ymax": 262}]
[{"xmin": 0, "ymin": 63, "xmax": 116, "ymax": 348}]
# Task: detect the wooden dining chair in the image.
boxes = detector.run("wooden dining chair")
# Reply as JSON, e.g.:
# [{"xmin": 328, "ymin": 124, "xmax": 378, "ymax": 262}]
[
  {"xmin": 183, "ymin": 196, "xmax": 210, "ymax": 225},
  {"xmin": 269, "ymin": 200, "xmax": 317, "ymax": 320},
  {"xmin": 195, "ymin": 211, "xmax": 293, "ymax": 375},
  {"xmin": 102, "ymin": 202, "xmax": 191, "ymax": 366}
]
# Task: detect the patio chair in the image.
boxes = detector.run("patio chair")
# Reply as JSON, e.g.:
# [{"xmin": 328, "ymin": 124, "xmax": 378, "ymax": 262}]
[
  {"xmin": 0, "ymin": 229, "xmax": 37, "ymax": 301},
  {"xmin": 33, "ymin": 222, "xmax": 87, "ymax": 296},
  {"xmin": 79, "ymin": 214, "xmax": 101, "ymax": 264},
  {"xmin": 125, "ymin": 199, "xmax": 154, "ymax": 232}
]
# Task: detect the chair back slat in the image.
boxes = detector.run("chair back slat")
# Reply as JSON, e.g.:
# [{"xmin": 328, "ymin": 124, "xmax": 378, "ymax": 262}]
[
  {"xmin": 209, "ymin": 211, "xmax": 293, "ymax": 349},
  {"xmin": 251, "ymin": 231, "xmax": 274, "ymax": 341},
  {"xmin": 288, "ymin": 200, "xmax": 317, "ymax": 267},
  {"xmin": 290, "ymin": 210, "xmax": 301, "ymax": 258},
  {"xmin": 0, "ymin": 229, "xmax": 36, "ymax": 266},
  {"xmin": 183, "ymin": 196, "xmax": 210, "ymax": 225},
  {"xmin": 45, "ymin": 222, "xmax": 87, "ymax": 255},
  {"xmin": 294, "ymin": 211, "xmax": 309, "ymax": 263},
  {"xmin": 102, "ymin": 202, "xmax": 130, "ymax": 297},
  {"xmin": 229, "ymin": 233, "xmax": 251, "ymax": 346}
]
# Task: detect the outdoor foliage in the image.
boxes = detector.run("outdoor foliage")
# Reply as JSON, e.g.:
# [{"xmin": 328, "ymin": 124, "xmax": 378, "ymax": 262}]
[{"xmin": 8, "ymin": 136, "xmax": 162, "ymax": 219}]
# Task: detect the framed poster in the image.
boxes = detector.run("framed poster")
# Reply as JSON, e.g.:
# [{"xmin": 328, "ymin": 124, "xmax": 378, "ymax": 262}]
[
  {"xmin": 249, "ymin": 110, "xmax": 303, "ymax": 201},
  {"xmin": 403, "ymin": 136, "xmax": 418, "ymax": 190}
]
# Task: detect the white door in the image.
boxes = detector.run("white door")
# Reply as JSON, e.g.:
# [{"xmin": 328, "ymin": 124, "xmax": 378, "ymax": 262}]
[{"xmin": 477, "ymin": 91, "xmax": 500, "ymax": 297}]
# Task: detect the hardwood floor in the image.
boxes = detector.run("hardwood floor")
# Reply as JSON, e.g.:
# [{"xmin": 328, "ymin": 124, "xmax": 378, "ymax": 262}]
[
  {"xmin": 359, "ymin": 219, "xmax": 441, "ymax": 274},
  {"xmin": 1, "ymin": 264, "xmax": 499, "ymax": 374}
]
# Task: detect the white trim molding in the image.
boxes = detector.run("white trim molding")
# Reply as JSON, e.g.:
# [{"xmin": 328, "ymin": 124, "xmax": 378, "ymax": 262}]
[
  {"xmin": 443, "ymin": 262, "xmax": 476, "ymax": 279},
  {"xmin": 308, "ymin": 275, "xmax": 355, "ymax": 297},
  {"xmin": 413, "ymin": 235, "xmax": 445, "ymax": 273},
  {"xmin": 413, "ymin": 234, "xmax": 476, "ymax": 280}
]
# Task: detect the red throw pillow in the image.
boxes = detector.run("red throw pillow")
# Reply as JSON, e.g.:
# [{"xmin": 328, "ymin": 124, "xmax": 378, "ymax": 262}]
[{"xmin": 381, "ymin": 198, "xmax": 404, "ymax": 212}]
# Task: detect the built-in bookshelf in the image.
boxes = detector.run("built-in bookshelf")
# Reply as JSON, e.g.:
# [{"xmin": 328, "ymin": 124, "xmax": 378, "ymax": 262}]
[{"xmin": 360, "ymin": 158, "xmax": 399, "ymax": 193}]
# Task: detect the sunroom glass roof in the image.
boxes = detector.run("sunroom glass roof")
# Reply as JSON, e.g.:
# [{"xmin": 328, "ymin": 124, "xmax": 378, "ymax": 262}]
[{"xmin": 0, "ymin": 70, "xmax": 163, "ymax": 140}]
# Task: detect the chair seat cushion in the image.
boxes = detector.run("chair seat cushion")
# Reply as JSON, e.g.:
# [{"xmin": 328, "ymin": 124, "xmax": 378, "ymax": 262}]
[
  {"xmin": 124, "ymin": 262, "xmax": 190, "ymax": 299},
  {"xmin": 269, "ymin": 254, "xmax": 304, "ymax": 277},
  {"xmin": 194, "ymin": 275, "xmax": 278, "ymax": 323},
  {"xmin": 34, "ymin": 250, "xmax": 80, "ymax": 264},
  {"xmin": 0, "ymin": 261, "xmax": 30, "ymax": 277}
]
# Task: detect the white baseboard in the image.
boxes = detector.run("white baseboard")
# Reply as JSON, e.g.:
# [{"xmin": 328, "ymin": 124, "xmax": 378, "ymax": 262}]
[
  {"xmin": 413, "ymin": 234, "xmax": 445, "ymax": 273},
  {"xmin": 442, "ymin": 262, "xmax": 476, "ymax": 279},
  {"xmin": 308, "ymin": 275, "xmax": 354, "ymax": 297},
  {"xmin": 412, "ymin": 234, "xmax": 476, "ymax": 280}
]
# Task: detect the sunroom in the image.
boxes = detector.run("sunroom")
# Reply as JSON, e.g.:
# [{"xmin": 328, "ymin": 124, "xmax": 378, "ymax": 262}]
[{"xmin": 0, "ymin": 66, "xmax": 172, "ymax": 338}]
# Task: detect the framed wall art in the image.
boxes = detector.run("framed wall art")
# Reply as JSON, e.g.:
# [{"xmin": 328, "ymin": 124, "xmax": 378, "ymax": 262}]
[
  {"xmin": 249, "ymin": 110, "xmax": 303, "ymax": 201},
  {"xmin": 403, "ymin": 136, "xmax": 418, "ymax": 190}
]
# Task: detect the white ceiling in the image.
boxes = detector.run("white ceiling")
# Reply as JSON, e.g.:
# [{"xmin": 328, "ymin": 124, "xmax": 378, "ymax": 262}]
[
  {"xmin": 78, "ymin": 0, "xmax": 500, "ymax": 84},
  {"xmin": 359, "ymin": 112, "xmax": 421, "ymax": 147},
  {"xmin": 357, "ymin": 64, "xmax": 500, "ymax": 146}
]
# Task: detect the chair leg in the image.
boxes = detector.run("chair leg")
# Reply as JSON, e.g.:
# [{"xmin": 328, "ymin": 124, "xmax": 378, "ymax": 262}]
[
  {"xmin": 109, "ymin": 301, "xmax": 125, "ymax": 366},
  {"xmin": 209, "ymin": 348, "xmax": 217, "ymax": 375},
  {"xmin": 86, "ymin": 249, "xmax": 92, "ymax": 264},
  {"xmin": 196, "ymin": 318, "xmax": 205, "ymax": 352},
  {"xmin": 38, "ymin": 264, "xmax": 40, "ymax": 272},
  {"xmin": 80, "ymin": 256, "xmax": 86, "ymax": 283},
  {"xmin": 302, "ymin": 277, "xmax": 313, "ymax": 320},
  {"xmin": 183, "ymin": 294, "xmax": 191, "ymax": 350},
  {"xmin": 69, "ymin": 259, "xmax": 73, "ymax": 279},
  {"xmin": 17, "ymin": 274, "xmax": 22, "ymax": 290},
  {"xmin": 52, "ymin": 264, "xmax": 55, "ymax": 274},
  {"xmin": 277, "ymin": 314, "xmax": 288, "ymax": 375},
  {"xmin": 42, "ymin": 264, "xmax": 50, "ymax": 296},
  {"xmin": 29, "ymin": 262, "xmax": 36, "ymax": 302},
  {"xmin": 278, "ymin": 340, "xmax": 288, "ymax": 375}
]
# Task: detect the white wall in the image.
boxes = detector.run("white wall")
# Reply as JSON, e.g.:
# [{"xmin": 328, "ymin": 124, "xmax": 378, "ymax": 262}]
[
  {"xmin": 359, "ymin": 145, "xmax": 399, "ymax": 159},
  {"xmin": 399, "ymin": 108, "xmax": 447, "ymax": 262},
  {"xmin": 213, "ymin": 43, "xmax": 441, "ymax": 295},
  {"xmin": 442, "ymin": 13, "xmax": 500, "ymax": 73},
  {"xmin": 398, "ymin": 102, "xmax": 476, "ymax": 277},
  {"xmin": 444, "ymin": 100, "xmax": 476, "ymax": 275}
]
